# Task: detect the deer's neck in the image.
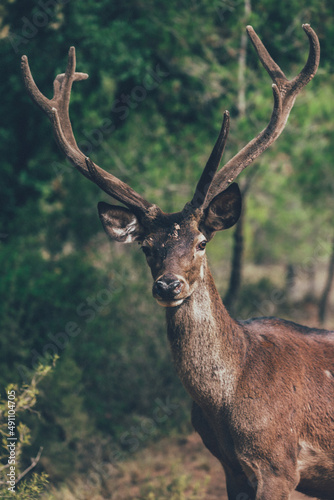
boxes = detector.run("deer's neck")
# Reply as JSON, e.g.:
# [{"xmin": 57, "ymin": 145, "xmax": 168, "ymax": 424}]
[{"xmin": 166, "ymin": 259, "xmax": 246, "ymax": 411}]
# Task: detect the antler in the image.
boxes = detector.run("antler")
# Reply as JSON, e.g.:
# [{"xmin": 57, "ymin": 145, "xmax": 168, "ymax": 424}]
[
  {"xmin": 200, "ymin": 24, "xmax": 320, "ymax": 208},
  {"xmin": 190, "ymin": 110, "xmax": 230, "ymax": 208},
  {"xmin": 22, "ymin": 25, "xmax": 319, "ymax": 218},
  {"xmin": 21, "ymin": 47, "xmax": 153, "ymax": 215}
]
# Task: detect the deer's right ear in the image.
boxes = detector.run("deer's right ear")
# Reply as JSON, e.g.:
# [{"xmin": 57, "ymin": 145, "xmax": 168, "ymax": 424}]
[
  {"xmin": 98, "ymin": 202, "xmax": 145, "ymax": 243},
  {"xmin": 200, "ymin": 183, "xmax": 242, "ymax": 238}
]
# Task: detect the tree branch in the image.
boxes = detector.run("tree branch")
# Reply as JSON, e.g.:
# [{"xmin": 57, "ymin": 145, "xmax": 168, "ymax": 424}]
[{"xmin": 16, "ymin": 447, "xmax": 43, "ymax": 484}]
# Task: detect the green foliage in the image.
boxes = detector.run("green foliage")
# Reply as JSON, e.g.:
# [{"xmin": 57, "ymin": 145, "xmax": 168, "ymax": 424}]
[
  {"xmin": 1, "ymin": 473, "xmax": 49, "ymax": 500},
  {"xmin": 236, "ymin": 277, "xmax": 285, "ymax": 319},
  {"xmin": 0, "ymin": 364, "xmax": 52, "ymax": 499}
]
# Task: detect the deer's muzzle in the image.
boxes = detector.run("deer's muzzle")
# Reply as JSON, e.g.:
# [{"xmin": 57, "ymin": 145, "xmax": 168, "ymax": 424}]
[{"xmin": 153, "ymin": 273, "xmax": 186, "ymax": 307}]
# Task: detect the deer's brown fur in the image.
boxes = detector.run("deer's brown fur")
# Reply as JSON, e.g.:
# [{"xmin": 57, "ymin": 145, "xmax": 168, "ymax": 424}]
[{"xmin": 164, "ymin": 249, "xmax": 334, "ymax": 499}]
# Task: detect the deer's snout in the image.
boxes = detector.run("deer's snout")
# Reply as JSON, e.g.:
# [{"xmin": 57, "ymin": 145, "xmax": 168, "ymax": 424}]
[{"xmin": 153, "ymin": 273, "xmax": 184, "ymax": 303}]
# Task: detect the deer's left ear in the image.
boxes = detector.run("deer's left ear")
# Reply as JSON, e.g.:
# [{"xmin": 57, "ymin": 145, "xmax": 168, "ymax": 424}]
[
  {"xmin": 200, "ymin": 183, "xmax": 242, "ymax": 237},
  {"xmin": 98, "ymin": 202, "xmax": 145, "ymax": 243}
]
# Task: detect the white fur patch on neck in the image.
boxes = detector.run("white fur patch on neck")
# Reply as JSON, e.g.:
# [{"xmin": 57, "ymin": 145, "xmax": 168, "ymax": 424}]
[
  {"xmin": 200, "ymin": 261, "xmax": 205, "ymax": 280},
  {"xmin": 191, "ymin": 287, "xmax": 211, "ymax": 323},
  {"xmin": 173, "ymin": 287, "xmax": 236, "ymax": 407}
]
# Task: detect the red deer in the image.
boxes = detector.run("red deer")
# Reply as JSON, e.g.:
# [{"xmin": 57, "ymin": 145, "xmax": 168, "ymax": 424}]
[{"xmin": 22, "ymin": 25, "xmax": 334, "ymax": 499}]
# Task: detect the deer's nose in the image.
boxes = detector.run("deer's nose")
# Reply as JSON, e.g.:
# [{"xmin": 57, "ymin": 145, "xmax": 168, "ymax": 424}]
[{"xmin": 153, "ymin": 274, "xmax": 183, "ymax": 300}]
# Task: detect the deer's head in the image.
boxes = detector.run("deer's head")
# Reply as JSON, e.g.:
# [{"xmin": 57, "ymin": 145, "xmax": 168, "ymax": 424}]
[
  {"xmin": 21, "ymin": 25, "xmax": 319, "ymax": 306},
  {"xmin": 98, "ymin": 177, "xmax": 241, "ymax": 307}
]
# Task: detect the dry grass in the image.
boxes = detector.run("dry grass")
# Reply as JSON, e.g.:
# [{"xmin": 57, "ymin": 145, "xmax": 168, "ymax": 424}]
[{"xmin": 44, "ymin": 433, "xmax": 315, "ymax": 499}]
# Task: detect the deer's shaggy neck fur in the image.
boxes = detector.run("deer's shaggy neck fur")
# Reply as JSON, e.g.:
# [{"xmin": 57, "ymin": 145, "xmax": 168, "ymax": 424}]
[{"xmin": 166, "ymin": 257, "xmax": 247, "ymax": 412}]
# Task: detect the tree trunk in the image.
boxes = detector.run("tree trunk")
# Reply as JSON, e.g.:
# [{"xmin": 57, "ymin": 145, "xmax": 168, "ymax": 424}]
[
  {"xmin": 224, "ymin": 0, "xmax": 252, "ymax": 316},
  {"xmin": 285, "ymin": 263, "xmax": 296, "ymax": 300},
  {"xmin": 224, "ymin": 204, "xmax": 245, "ymax": 315},
  {"xmin": 318, "ymin": 236, "xmax": 334, "ymax": 325},
  {"xmin": 237, "ymin": 0, "xmax": 251, "ymax": 116},
  {"xmin": 306, "ymin": 262, "xmax": 316, "ymax": 300}
]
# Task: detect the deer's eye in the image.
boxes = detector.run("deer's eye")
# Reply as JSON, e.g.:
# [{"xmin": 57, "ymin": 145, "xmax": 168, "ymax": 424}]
[
  {"xmin": 141, "ymin": 246, "xmax": 152, "ymax": 257},
  {"xmin": 197, "ymin": 240, "xmax": 207, "ymax": 251}
]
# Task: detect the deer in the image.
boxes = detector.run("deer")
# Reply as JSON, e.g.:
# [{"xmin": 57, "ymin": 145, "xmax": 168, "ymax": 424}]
[{"xmin": 21, "ymin": 25, "xmax": 334, "ymax": 499}]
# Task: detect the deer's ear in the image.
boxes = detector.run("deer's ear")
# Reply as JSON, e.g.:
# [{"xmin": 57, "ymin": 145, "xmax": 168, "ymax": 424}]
[
  {"xmin": 98, "ymin": 202, "xmax": 145, "ymax": 243},
  {"xmin": 201, "ymin": 183, "xmax": 242, "ymax": 237}
]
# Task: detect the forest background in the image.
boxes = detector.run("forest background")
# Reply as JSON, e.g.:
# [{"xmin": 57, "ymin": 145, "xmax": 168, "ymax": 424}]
[{"xmin": 0, "ymin": 0, "xmax": 334, "ymax": 498}]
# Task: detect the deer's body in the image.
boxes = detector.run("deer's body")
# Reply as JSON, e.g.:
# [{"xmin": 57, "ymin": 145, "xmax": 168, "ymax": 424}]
[
  {"xmin": 167, "ymin": 259, "xmax": 334, "ymax": 499},
  {"xmin": 23, "ymin": 24, "xmax": 334, "ymax": 499}
]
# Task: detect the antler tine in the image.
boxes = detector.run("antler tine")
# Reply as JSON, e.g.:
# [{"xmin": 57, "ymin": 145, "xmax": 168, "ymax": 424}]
[
  {"xmin": 190, "ymin": 111, "xmax": 230, "ymax": 209},
  {"xmin": 246, "ymin": 26, "xmax": 287, "ymax": 83},
  {"xmin": 292, "ymin": 24, "xmax": 320, "ymax": 90},
  {"xmin": 22, "ymin": 48, "xmax": 154, "ymax": 214},
  {"xmin": 204, "ymin": 24, "xmax": 320, "ymax": 207},
  {"xmin": 53, "ymin": 47, "xmax": 88, "ymax": 149},
  {"xmin": 21, "ymin": 54, "xmax": 50, "ymax": 114}
]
